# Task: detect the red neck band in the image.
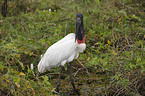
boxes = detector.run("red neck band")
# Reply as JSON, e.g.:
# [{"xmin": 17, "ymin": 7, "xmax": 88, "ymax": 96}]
[{"xmin": 76, "ymin": 37, "xmax": 85, "ymax": 44}]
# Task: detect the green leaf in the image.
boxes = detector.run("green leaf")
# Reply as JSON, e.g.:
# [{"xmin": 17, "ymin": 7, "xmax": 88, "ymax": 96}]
[
  {"xmin": 18, "ymin": 60, "xmax": 24, "ymax": 70},
  {"xmin": 95, "ymin": 0, "xmax": 100, "ymax": 6},
  {"xmin": 19, "ymin": 72, "xmax": 25, "ymax": 76},
  {"xmin": 118, "ymin": 10, "xmax": 128, "ymax": 18},
  {"xmin": 129, "ymin": 14, "xmax": 141, "ymax": 22}
]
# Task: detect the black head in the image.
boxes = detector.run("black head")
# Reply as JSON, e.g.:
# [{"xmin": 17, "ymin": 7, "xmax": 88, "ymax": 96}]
[{"xmin": 76, "ymin": 13, "xmax": 85, "ymax": 44}]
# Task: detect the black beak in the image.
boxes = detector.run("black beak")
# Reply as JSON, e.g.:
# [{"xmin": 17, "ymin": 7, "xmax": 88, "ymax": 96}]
[
  {"xmin": 76, "ymin": 17, "xmax": 82, "ymax": 33},
  {"xmin": 76, "ymin": 18, "xmax": 81, "ymax": 41},
  {"xmin": 75, "ymin": 13, "xmax": 84, "ymax": 43}
]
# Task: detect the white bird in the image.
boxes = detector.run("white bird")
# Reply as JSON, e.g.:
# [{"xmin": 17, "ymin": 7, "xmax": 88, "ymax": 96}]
[{"xmin": 38, "ymin": 13, "xmax": 86, "ymax": 94}]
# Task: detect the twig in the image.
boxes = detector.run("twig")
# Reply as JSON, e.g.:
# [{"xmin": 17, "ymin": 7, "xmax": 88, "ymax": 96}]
[
  {"xmin": 40, "ymin": 34, "xmax": 51, "ymax": 41},
  {"xmin": 112, "ymin": 20, "xmax": 116, "ymax": 52},
  {"xmin": 137, "ymin": 81, "xmax": 142, "ymax": 91},
  {"xmin": 74, "ymin": 68, "xmax": 84, "ymax": 76},
  {"xmin": 125, "ymin": 38, "xmax": 131, "ymax": 48},
  {"xmin": 7, "ymin": 92, "xmax": 11, "ymax": 96},
  {"xmin": 128, "ymin": 86, "xmax": 136, "ymax": 92},
  {"xmin": 76, "ymin": 59, "xmax": 89, "ymax": 75},
  {"xmin": 134, "ymin": 79, "xmax": 139, "ymax": 92},
  {"xmin": 5, "ymin": 55, "xmax": 10, "ymax": 75},
  {"xmin": 11, "ymin": 81, "xmax": 16, "ymax": 95},
  {"xmin": 72, "ymin": 65, "xmax": 87, "ymax": 76},
  {"xmin": 118, "ymin": 45, "xmax": 128, "ymax": 54},
  {"xmin": 71, "ymin": 66, "xmax": 77, "ymax": 70},
  {"xmin": 114, "ymin": 88, "xmax": 124, "ymax": 96}
]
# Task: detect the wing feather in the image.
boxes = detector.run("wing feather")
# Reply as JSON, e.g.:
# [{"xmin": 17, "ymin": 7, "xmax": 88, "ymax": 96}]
[{"xmin": 38, "ymin": 33, "xmax": 77, "ymax": 73}]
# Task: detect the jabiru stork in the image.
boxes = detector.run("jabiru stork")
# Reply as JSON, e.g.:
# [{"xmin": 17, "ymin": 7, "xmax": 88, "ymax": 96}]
[{"xmin": 38, "ymin": 13, "xmax": 86, "ymax": 94}]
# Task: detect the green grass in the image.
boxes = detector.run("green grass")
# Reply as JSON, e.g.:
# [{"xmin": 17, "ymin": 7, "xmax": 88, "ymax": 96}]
[{"xmin": 0, "ymin": 0, "xmax": 145, "ymax": 95}]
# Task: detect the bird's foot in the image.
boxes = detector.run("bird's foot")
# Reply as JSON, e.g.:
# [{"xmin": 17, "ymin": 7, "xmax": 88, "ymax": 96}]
[{"xmin": 73, "ymin": 88, "xmax": 80, "ymax": 96}]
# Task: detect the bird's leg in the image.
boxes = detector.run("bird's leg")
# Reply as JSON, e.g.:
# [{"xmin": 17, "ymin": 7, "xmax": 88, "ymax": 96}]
[
  {"xmin": 69, "ymin": 62, "xmax": 76, "ymax": 89},
  {"xmin": 70, "ymin": 63, "xmax": 80, "ymax": 95},
  {"xmin": 56, "ymin": 66, "xmax": 63, "ymax": 92}
]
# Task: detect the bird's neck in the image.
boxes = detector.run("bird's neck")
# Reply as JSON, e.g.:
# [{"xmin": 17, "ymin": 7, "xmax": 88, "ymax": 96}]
[
  {"xmin": 76, "ymin": 36, "xmax": 85, "ymax": 44},
  {"xmin": 76, "ymin": 23, "xmax": 85, "ymax": 44}
]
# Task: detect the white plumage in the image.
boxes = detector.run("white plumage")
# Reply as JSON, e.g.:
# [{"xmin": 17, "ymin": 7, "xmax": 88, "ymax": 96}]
[{"xmin": 38, "ymin": 33, "xmax": 86, "ymax": 73}]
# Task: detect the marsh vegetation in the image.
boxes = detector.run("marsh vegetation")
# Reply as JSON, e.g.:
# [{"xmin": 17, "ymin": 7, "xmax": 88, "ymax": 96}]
[{"xmin": 0, "ymin": 0, "xmax": 145, "ymax": 95}]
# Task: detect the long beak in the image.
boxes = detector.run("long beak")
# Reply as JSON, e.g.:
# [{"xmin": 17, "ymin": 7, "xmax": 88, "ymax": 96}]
[
  {"xmin": 75, "ymin": 18, "xmax": 81, "ymax": 42},
  {"xmin": 76, "ymin": 18, "xmax": 81, "ymax": 32},
  {"xmin": 76, "ymin": 18, "xmax": 81, "ymax": 24}
]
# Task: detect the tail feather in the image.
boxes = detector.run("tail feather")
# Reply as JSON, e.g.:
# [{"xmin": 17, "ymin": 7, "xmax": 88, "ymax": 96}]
[
  {"xmin": 38, "ymin": 57, "xmax": 46, "ymax": 73},
  {"xmin": 38, "ymin": 55, "xmax": 51, "ymax": 73}
]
